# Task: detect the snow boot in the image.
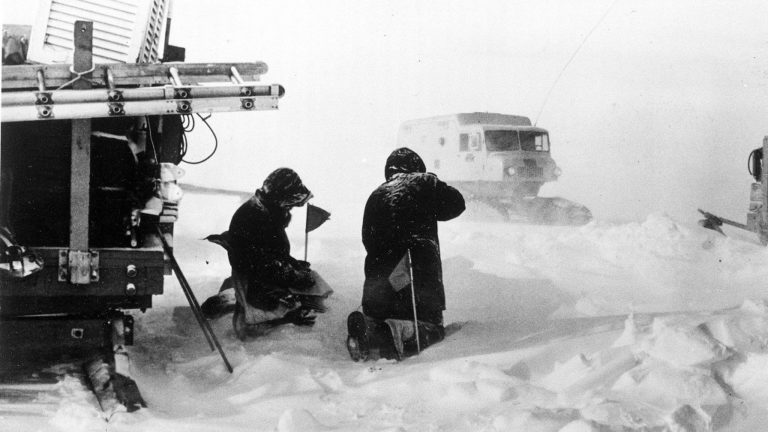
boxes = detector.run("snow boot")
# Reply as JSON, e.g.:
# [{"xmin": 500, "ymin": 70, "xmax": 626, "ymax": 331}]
[
  {"xmin": 346, "ymin": 311, "xmax": 369, "ymax": 361},
  {"xmin": 232, "ymin": 304, "xmax": 270, "ymax": 341},
  {"xmin": 401, "ymin": 322, "xmax": 446, "ymax": 357},
  {"xmin": 201, "ymin": 288, "xmax": 237, "ymax": 319},
  {"xmin": 346, "ymin": 312, "xmax": 398, "ymax": 362},
  {"xmin": 232, "ymin": 304, "xmax": 249, "ymax": 341}
]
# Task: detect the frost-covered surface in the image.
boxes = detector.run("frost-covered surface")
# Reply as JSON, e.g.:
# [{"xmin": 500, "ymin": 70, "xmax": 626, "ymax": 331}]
[{"xmin": 6, "ymin": 192, "xmax": 768, "ymax": 432}]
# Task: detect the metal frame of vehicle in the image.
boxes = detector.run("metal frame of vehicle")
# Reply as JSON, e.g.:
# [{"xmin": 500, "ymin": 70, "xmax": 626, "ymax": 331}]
[{"xmin": 0, "ymin": 19, "xmax": 283, "ymax": 409}]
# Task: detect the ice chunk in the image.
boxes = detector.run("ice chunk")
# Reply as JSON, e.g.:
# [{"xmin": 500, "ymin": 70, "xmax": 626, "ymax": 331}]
[
  {"xmin": 491, "ymin": 409, "xmax": 571, "ymax": 432},
  {"xmin": 666, "ymin": 404, "xmax": 710, "ymax": 432},
  {"xmin": 580, "ymin": 400, "xmax": 666, "ymax": 429},
  {"xmin": 731, "ymin": 353, "xmax": 768, "ymax": 405},
  {"xmin": 558, "ymin": 420, "xmax": 598, "ymax": 432},
  {"xmin": 703, "ymin": 315, "xmax": 768, "ymax": 353},
  {"xmin": 276, "ymin": 409, "xmax": 330, "ymax": 432},
  {"xmin": 544, "ymin": 346, "xmax": 638, "ymax": 401},
  {"xmin": 541, "ymin": 353, "xmax": 592, "ymax": 392},
  {"xmin": 611, "ymin": 360, "xmax": 728, "ymax": 411},
  {"xmin": 311, "ymin": 370, "xmax": 346, "ymax": 394},
  {"xmin": 741, "ymin": 298, "xmax": 768, "ymax": 314},
  {"xmin": 613, "ymin": 312, "xmax": 653, "ymax": 347},
  {"xmin": 646, "ymin": 319, "xmax": 729, "ymax": 367}
]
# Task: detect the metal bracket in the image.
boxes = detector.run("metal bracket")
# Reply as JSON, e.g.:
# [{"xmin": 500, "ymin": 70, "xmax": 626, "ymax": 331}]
[
  {"xmin": 123, "ymin": 315, "xmax": 134, "ymax": 345},
  {"xmin": 108, "ymin": 102, "xmax": 125, "ymax": 116},
  {"xmin": 35, "ymin": 91, "xmax": 52, "ymax": 105},
  {"xmin": 176, "ymin": 100, "xmax": 192, "ymax": 113},
  {"xmin": 239, "ymin": 85, "xmax": 256, "ymax": 97},
  {"xmin": 173, "ymin": 87, "xmax": 191, "ymax": 99},
  {"xmin": 105, "ymin": 69, "xmax": 124, "ymax": 115},
  {"xmin": 107, "ymin": 89, "xmax": 124, "ymax": 102},
  {"xmin": 239, "ymin": 85, "xmax": 256, "ymax": 110},
  {"xmin": 37, "ymin": 105, "xmax": 53, "ymax": 118},
  {"xmin": 58, "ymin": 249, "xmax": 100, "ymax": 284},
  {"xmin": 240, "ymin": 98, "xmax": 255, "ymax": 110},
  {"xmin": 91, "ymin": 251, "xmax": 100, "ymax": 282}
]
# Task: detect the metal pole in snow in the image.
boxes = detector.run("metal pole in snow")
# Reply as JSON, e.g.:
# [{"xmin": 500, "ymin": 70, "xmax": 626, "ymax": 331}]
[
  {"xmin": 407, "ymin": 248, "xmax": 421, "ymax": 353},
  {"xmin": 156, "ymin": 227, "xmax": 233, "ymax": 373},
  {"xmin": 303, "ymin": 203, "xmax": 310, "ymax": 261}
]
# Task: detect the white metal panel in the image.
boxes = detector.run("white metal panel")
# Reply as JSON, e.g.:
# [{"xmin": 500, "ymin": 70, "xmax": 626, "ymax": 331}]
[
  {"xmin": 46, "ymin": 19, "xmax": 133, "ymax": 46},
  {"xmin": 27, "ymin": 0, "xmax": 168, "ymax": 65}
]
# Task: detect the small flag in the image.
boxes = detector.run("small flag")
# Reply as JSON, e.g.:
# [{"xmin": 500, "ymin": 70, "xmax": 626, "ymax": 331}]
[
  {"xmin": 305, "ymin": 203, "xmax": 331, "ymax": 233},
  {"xmin": 203, "ymin": 231, "xmax": 232, "ymax": 252},
  {"xmin": 388, "ymin": 252, "xmax": 411, "ymax": 292}
]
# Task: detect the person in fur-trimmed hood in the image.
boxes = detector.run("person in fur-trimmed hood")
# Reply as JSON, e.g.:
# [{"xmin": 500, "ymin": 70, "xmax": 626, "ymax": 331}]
[
  {"xmin": 225, "ymin": 167, "xmax": 316, "ymax": 339},
  {"xmin": 347, "ymin": 147, "xmax": 465, "ymax": 361}
]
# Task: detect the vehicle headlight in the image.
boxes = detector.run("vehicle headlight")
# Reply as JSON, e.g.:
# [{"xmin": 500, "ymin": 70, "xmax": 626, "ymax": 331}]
[
  {"xmin": 507, "ymin": 167, "xmax": 516, "ymax": 176},
  {"xmin": 554, "ymin": 166, "xmax": 562, "ymax": 177}
]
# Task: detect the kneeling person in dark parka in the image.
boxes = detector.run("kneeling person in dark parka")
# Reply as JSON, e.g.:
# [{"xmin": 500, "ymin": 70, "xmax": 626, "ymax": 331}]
[
  {"xmin": 212, "ymin": 168, "xmax": 317, "ymax": 339},
  {"xmin": 347, "ymin": 147, "xmax": 465, "ymax": 361}
]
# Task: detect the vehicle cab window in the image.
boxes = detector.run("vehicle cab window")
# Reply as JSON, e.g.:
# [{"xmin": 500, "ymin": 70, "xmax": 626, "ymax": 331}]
[
  {"xmin": 459, "ymin": 133, "xmax": 469, "ymax": 152},
  {"xmin": 485, "ymin": 130, "xmax": 520, "ymax": 151},
  {"xmin": 520, "ymin": 131, "xmax": 549, "ymax": 152},
  {"xmin": 469, "ymin": 133, "xmax": 481, "ymax": 151},
  {"xmin": 536, "ymin": 134, "xmax": 550, "ymax": 151}
]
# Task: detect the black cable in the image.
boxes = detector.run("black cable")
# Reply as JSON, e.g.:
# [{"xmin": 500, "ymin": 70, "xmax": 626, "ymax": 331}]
[
  {"xmin": 181, "ymin": 113, "xmax": 218, "ymax": 165},
  {"xmin": 748, "ymin": 148, "xmax": 762, "ymax": 180},
  {"xmin": 180, "ymin": 132, "xmax": 188, "ymax": 159},
  {"xmin": 181, "ymin": 113, "xmax": 195, "ymax": 132},
  {"xmin": 144, "ymin": 115, "xmax": 159, "ymax": 163}
]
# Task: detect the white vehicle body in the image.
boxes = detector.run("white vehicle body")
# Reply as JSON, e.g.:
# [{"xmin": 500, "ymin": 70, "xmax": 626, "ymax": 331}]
[{"xmin": 398, "ymin": 112, "xmax": 559, "ymax": 199}]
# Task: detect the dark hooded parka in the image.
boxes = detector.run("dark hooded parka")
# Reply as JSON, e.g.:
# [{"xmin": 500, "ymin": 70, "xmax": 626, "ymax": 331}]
[
  {"xmin": 227, "ymin": 168, "xmax": 314, "ymax": 310},
  {"xmin": 361, "ymin": 148, "xmax": 465, "ymax": 326}
]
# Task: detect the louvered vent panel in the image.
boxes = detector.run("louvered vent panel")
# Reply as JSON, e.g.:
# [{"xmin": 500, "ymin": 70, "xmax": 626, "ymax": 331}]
[
  {"xmin": 139, "ymin": 0, "xmax": 168, "ymax": 63},
  {"xmin": 28, "ymin": 0, "xmax": 169, "ymax": 64}
]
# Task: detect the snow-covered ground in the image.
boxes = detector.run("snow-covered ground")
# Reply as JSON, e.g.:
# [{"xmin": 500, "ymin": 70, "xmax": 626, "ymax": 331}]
[{"xmin": 6, "ymin": 191, "xmax": 768, "ymax": 432}]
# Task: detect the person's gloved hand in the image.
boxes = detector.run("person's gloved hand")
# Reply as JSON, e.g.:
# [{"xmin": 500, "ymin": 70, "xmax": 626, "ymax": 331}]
[
  {"xmin": 292, "ymin": 268, "xmax": 316, "ymax": 290},
  {"xmin": 249, "ymin": 285, "xmax": 293, "ymax": 311},
  {"xmin": 278, "ymin": 294, "xmax": 301, "ymax": 311},
  {"xmin": 284, "ymin": 308, "xmax": 317, "ymax": 326}
]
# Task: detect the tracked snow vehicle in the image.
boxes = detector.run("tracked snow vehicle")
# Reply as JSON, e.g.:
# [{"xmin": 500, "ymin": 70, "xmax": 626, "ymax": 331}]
[
  {"xmin": 1, "ymin": 1, "xmax": 283, "ymax": 412},
  {"xmin": 699, "ymin": 136, "xmax": 768, "ymax": 245},
  {"xmin": 398, "ymin": 113, "xmax": 592, "ymax": 224}
]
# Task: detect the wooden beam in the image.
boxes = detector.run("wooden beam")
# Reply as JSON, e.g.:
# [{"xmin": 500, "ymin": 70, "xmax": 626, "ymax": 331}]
[
  {"xmin": 2, "ymin": 62, "xmax": 269, "ymax": 90},
  {"xmin": 69, "ymin": 21, "xmax": 93, "ymax": 251}
]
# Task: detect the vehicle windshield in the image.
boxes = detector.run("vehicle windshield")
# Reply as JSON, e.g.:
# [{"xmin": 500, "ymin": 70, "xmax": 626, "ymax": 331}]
[{"xmin": 485, "ymin": 130, "xmax": 549, "ymax": 152}]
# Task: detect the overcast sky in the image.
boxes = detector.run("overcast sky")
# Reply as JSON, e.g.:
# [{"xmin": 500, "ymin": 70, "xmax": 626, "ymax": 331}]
[{"xmin": 3, "ymin": 0, "xmax": 767, "ymax": 223}]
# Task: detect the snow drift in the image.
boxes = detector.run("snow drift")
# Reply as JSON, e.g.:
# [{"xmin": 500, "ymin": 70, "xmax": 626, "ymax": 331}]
[{"xmin": 5, "ymin": 191, "xmax": 768, "ymax": 432}]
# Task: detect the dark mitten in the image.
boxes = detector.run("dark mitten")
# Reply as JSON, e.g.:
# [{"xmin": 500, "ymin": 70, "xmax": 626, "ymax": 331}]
[
  {"xmin": 291, "ymin": 268, "xmax": 316, "ymax": 290},
  {"xmin": 246, "ymin": 283, "xmax": 289, "ymax": 311},
  {"xmin": 284, "ymin": 308, "xmax": 316, "ymax": 326}
]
